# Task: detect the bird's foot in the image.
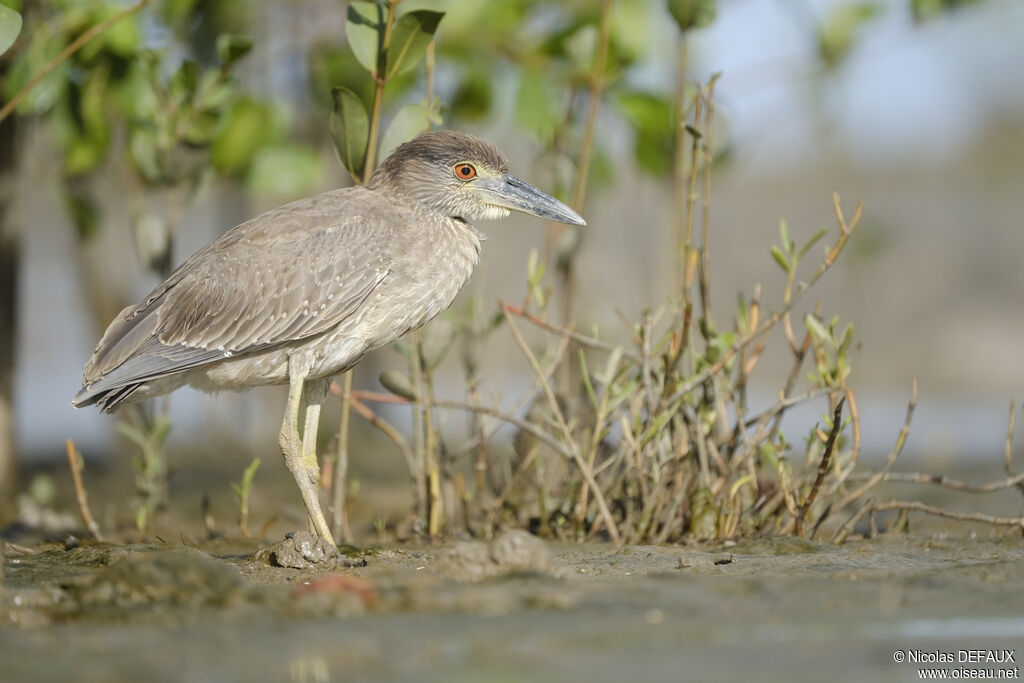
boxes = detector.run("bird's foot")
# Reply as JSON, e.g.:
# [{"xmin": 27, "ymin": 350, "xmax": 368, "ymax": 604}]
[{"xmin": 254, "ymin": 530, "xmax": 368, "ymax": 570}]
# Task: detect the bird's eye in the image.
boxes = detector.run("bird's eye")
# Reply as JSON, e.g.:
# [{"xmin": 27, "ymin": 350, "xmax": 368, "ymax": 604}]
[{"xmin": 454, "ymin": 163, "xmax": 477, "ymax": 180}]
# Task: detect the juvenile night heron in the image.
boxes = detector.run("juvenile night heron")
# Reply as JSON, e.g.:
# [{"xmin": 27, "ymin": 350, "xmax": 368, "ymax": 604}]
[{"xmin": 73, "ymin": 130, "xmax": 585, "ymax": 545}]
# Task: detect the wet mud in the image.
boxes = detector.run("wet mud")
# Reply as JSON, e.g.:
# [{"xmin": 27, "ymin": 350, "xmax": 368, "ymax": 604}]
[{"xmin": 3, "ymin": 529, "xmax": 1024, "ymax": 682}]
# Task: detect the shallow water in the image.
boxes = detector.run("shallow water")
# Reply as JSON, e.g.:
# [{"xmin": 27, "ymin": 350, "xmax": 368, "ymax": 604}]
[{"xmin": 3, "ymin": 532, "xmax": 1023, "ymax": 682}]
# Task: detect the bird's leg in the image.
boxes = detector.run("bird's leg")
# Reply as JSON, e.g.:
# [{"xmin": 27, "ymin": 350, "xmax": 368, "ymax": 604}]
[
  {"xmin": 280, "ymin": 356, "xmax": 336, "ymax": 548},
  {"xmin": 299, "ymin": 377, "xmax": 332, "ymax": 540}
]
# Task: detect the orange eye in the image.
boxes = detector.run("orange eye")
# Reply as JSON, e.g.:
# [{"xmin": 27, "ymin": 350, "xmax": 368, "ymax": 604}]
[{"xmin": 454, "ymin": 163, "xmax": 477, "ymax": 180}]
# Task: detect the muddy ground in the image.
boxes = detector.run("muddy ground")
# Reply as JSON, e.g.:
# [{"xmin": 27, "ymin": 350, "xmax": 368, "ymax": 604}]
[
  {"xmin": 3, "ymin": 455, "xmax": 1024, "ymax": 682},
  {"xmin": 3, "ymin": 529, "xmax": 1024, "ymax": 683}
]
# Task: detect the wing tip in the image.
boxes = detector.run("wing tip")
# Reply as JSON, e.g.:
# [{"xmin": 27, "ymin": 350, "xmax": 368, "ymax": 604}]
[{"xmin": 72, "ymin": 384, "xmax": 136, "ymax": 414}]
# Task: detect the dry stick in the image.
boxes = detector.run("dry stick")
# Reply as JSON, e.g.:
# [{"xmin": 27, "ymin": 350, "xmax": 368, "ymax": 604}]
[
  {"xmin": 833, "ymin": 379, "xmax": 918, "ymax": 511},
  {"xmin": 765, "ymin": 330, "xmax": 811, "ymax": 448},
  {"xmin": 349, "ymin": 390, "xmax": 574, "ymax": 462},
  {"xmin": 421, "ymin": 351, "xmax": 443, "ymax": 537},
  {"xmin": 502, "ymin": 305, "xmax": 622, "ymax": 545},
  {"xmin": 347, "ymin": 395, "xmax": 420, "ymax": 510},
  {"xmin": 65, "ymin": 439, "xmax": 105, "ymax": 542},
  {"xmin": 332, "ymin": 372, "xmax": 353, "ymax": 543},
  {"xmin": 362, "ymin": 0, "xmax": 400, "ymax": 182},
  {"xmin": 670, "ymin": 36, "xmax": 690, "ymax": 293},
  {"xmin": 576, "ymin": 352, "xmax": 618, "ymax": 530},
  {"xmin": 486, "ymin": 446, "xmax": 540, "ymax": 530},
  {"xmin": 335, "ymin": 328, "xmax": 573, "ymax": 467},
  {"xmin": 697, "ymin": 77, "xmax": 718, "ymax": 330},
  {"xmin": 1004, "ymin": 401, "xmax": 1024, "ymax": 499},
  {"xmin": 450, "ymin": 328, "xmax": 572, "ymax": 460},
  {"xmin": 502, "ymin": 303, "xmax": 640, "ymax": 364},
  {"xmin": 639, "ymin": 310, "xmax": 669, "ymax": 469},
  {"xmin": 844, "ymin": 470, "xmax": 1024, "ymax": 494},
  {"xmin": 695, "ymin": 81, "xmax": 731, "ymax": 447},
  {"xmin": 0, "ymin": 0, "xmax": 156, "ymax": 125},
  {"xmin": 794, "ymin": 397, "xmax": 844, "ymax": 537},
  {"xmin": 834, "ymin": 499, "xmax": 1024, "ymax": 545},
  {"xmin": 738, "ymin": 386, "xmax": 836, "ymax": 432},
  {"xmin": 834, "ymin": 385, "xmax": 862, "ymax": 486},
  {"xmin": 728, "ymin": 287, "xmax": 760, "ymax": 459},
  {"xmin": 555, "ymin": 0, "xmax": 613, "ymax": 325},
  {"xmin": 675, "ymin": 90, "xmax": 703, "ymax": 375}
]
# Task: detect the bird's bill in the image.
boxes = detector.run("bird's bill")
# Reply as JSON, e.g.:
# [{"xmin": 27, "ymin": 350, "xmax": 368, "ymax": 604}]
[{"xmin": 475, "ymin": 174, "xmax": 586, "ymax": 226}]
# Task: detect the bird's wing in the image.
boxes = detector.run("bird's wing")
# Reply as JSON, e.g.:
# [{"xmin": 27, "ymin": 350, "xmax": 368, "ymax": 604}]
[{"xmin": 78, "ymin": 187, "xmax": 401, "ymax": 399}]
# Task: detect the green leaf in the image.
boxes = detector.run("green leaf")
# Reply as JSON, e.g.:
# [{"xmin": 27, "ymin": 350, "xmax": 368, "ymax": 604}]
[
  {"xmin": 329, "ymin": 86, "xmax": 369, "ymax": 181},
  {"xmin": 515, "ymin": 69, "xmax": 558, "ymax": 140},
  {"xmin": 346, "ymin": 1, "xmax": 384, "ymax": 73},
  {"xmin": 63, "ymin": 189, "xmax": 101, "ymax": 240},
  {"xmin": 667, "ymin": 0, "xmax": 717, "ymax": 33},
  {"xmin": 64, "ymin": 69, "xmax": 112, "ymax": 176},
  {"xmin": 0, "ymin": 4, "xmax": 22, "ymax": 58},
  {"xmin": 817, "ymin": 2, "xmax": 881, "ymax": 70},
  {"xmin": 778, "ymin": 218, "xmax": 792, "ymax": 253},
  {"xmin": 565, "ymin": 25, "xmax": 597, "ymax": 73},
  {"xmin": 379, "ymin": 102, "xmax": 441, "ymax": 160},
  {"xmin": 246, "ymin": 144, "xmax": 322, "ymax": 198},
  {"xmin": 612, "ymin": 0, "xmax": 652, "ymax": 62},
  {"xmin": 211, "ymin": 97, "xmax": 274, "ymax": 174},
  {"xmin": 216, "ymin": 34, "xmax": 253, "ymax": 68},
  {"xmin": 770, "ymin": 245, "xmax": 790, "ymax": 272},
  {"xmin": 579, "ymin": 349, "xmax": 599, "ymax": 410},
  {"xmin": 386, "ymin": 10, "xmax": 444, "ymax": 79},
  {"xmin": 130, "ymin": 128, "xmax": 162, "ymax": 183},
  {"xmin": 796, "ymin": 227, "xmax": 828, "ymax": 261},
  {"xmin": 450, "ymin": 67, "xmax": 493, "ymax": 121},
  {"xmin": 804, "ymin": 314, "xmax": 834, "ymax": 348},
  {"xmin": 379, "ymin": 370, "xmax": 416, "ymax": 401},
  {"xmin": 616, "ymin": 91, "xmax": 674, "ymax": 175},
  {"xmin": 169, "ymin": 60, "xmax": 199, "ymax": 104}
]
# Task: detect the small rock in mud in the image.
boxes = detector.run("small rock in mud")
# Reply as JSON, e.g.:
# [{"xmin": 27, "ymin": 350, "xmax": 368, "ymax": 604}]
[
  {"xmin": 254, "ymin": 531, "xmax": 367, "ymax": 570},
  {"xmin": 435, "ymin": 530, "xmax": 552, "ymax": 582},
  {"xmin": 491, "ymin": 529, "xmax": 552, "ymax": 572}
]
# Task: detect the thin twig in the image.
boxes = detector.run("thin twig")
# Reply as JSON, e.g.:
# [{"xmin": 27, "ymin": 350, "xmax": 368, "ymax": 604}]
[
  {"xmin": 362, "ymin": 0, "xmax": 400, "ymax": 182},
  {"xmin": 1005, "ymin": 401, "xmax": 1024, "ymax": 499},
  {"xmin": 833, "ymin": 379, "xmax": 917, "ymax": 509},
  {"xmin": 502, "ymin": 304, "xmax": 622, "ymax": 545},
  {"xmin": 843, "ymin": 470, "xmax": 1024, "ymax": 494},
  {"xmin": 834, "ymin": 499, "xmax": 1024, "ymax": 544},
  {"xmin": 348, "ymin": 395, "xmax": 420, "ymax": 509},
  {"xmin": 795, "ymin": 397, "xmax": 843, "ymax": 536},
  {"xmin": 668, "ymin": 194, "xmax": 862, "ymax": 405},
  {"xmin": 501, "ymin": 302, "xmax": 640, "ymax": 363},
  {"xmin": 553, "ymin": 0, "xmax": 613, "ymax": 324},
  {"xmin": 346, "ymin": 389, "xmax": 575, "ymax": 461},
  {"xmin": 0, "ymin": 0, "xmax": 157, "ymax": 125},
  {"xmin": 332, "ymin": 371, "xmax": 353, "ymax": 543},
  {"xmin": 65, "ymin": 439, "xmax": 105, "ymax": 542}
]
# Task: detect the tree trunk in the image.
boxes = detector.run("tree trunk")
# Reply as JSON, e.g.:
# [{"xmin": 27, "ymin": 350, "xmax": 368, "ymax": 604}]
[{"xmin": 0, "ymin": 111, "xmax": 19, "ymax": 516}]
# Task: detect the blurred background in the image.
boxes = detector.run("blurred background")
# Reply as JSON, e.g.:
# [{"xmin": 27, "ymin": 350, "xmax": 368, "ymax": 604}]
[{"xmin": 1, "ymin": 0, "xmax": 1022, "ymax": 511}]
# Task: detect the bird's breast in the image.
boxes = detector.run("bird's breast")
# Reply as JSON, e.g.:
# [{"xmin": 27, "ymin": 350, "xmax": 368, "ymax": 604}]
[{"xmin": 370, "ymin": 214, "xmax": 482, "ymax": 340}]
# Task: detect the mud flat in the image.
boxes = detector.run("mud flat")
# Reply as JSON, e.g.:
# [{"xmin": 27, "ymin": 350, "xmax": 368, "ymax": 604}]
[{"xmin": 3, "ymin": 529, "xmax": 1023, "ymax": 682}]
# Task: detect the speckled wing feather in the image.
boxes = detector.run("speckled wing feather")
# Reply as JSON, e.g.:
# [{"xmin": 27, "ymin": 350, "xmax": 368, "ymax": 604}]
[{"xmin": 74, "ymin": 186, "xmax": 401, "ymax": 407}]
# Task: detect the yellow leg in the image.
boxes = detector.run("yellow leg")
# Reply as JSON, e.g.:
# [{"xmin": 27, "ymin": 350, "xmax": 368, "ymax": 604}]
[{"xmin": 279, "ymin": 357, "xmax": 336, "ymax": 547}]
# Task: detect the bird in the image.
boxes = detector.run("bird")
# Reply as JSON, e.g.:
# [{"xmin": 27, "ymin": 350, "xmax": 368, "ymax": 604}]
[{"xmin": 72, "ymin": 130, "xmax": 586, "ymax": 546}]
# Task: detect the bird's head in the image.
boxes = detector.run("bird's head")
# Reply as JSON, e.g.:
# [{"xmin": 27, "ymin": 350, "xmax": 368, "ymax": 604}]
[{"xmin": 369, "ymin": 130, "xmax": 585, "ymax": 226}]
